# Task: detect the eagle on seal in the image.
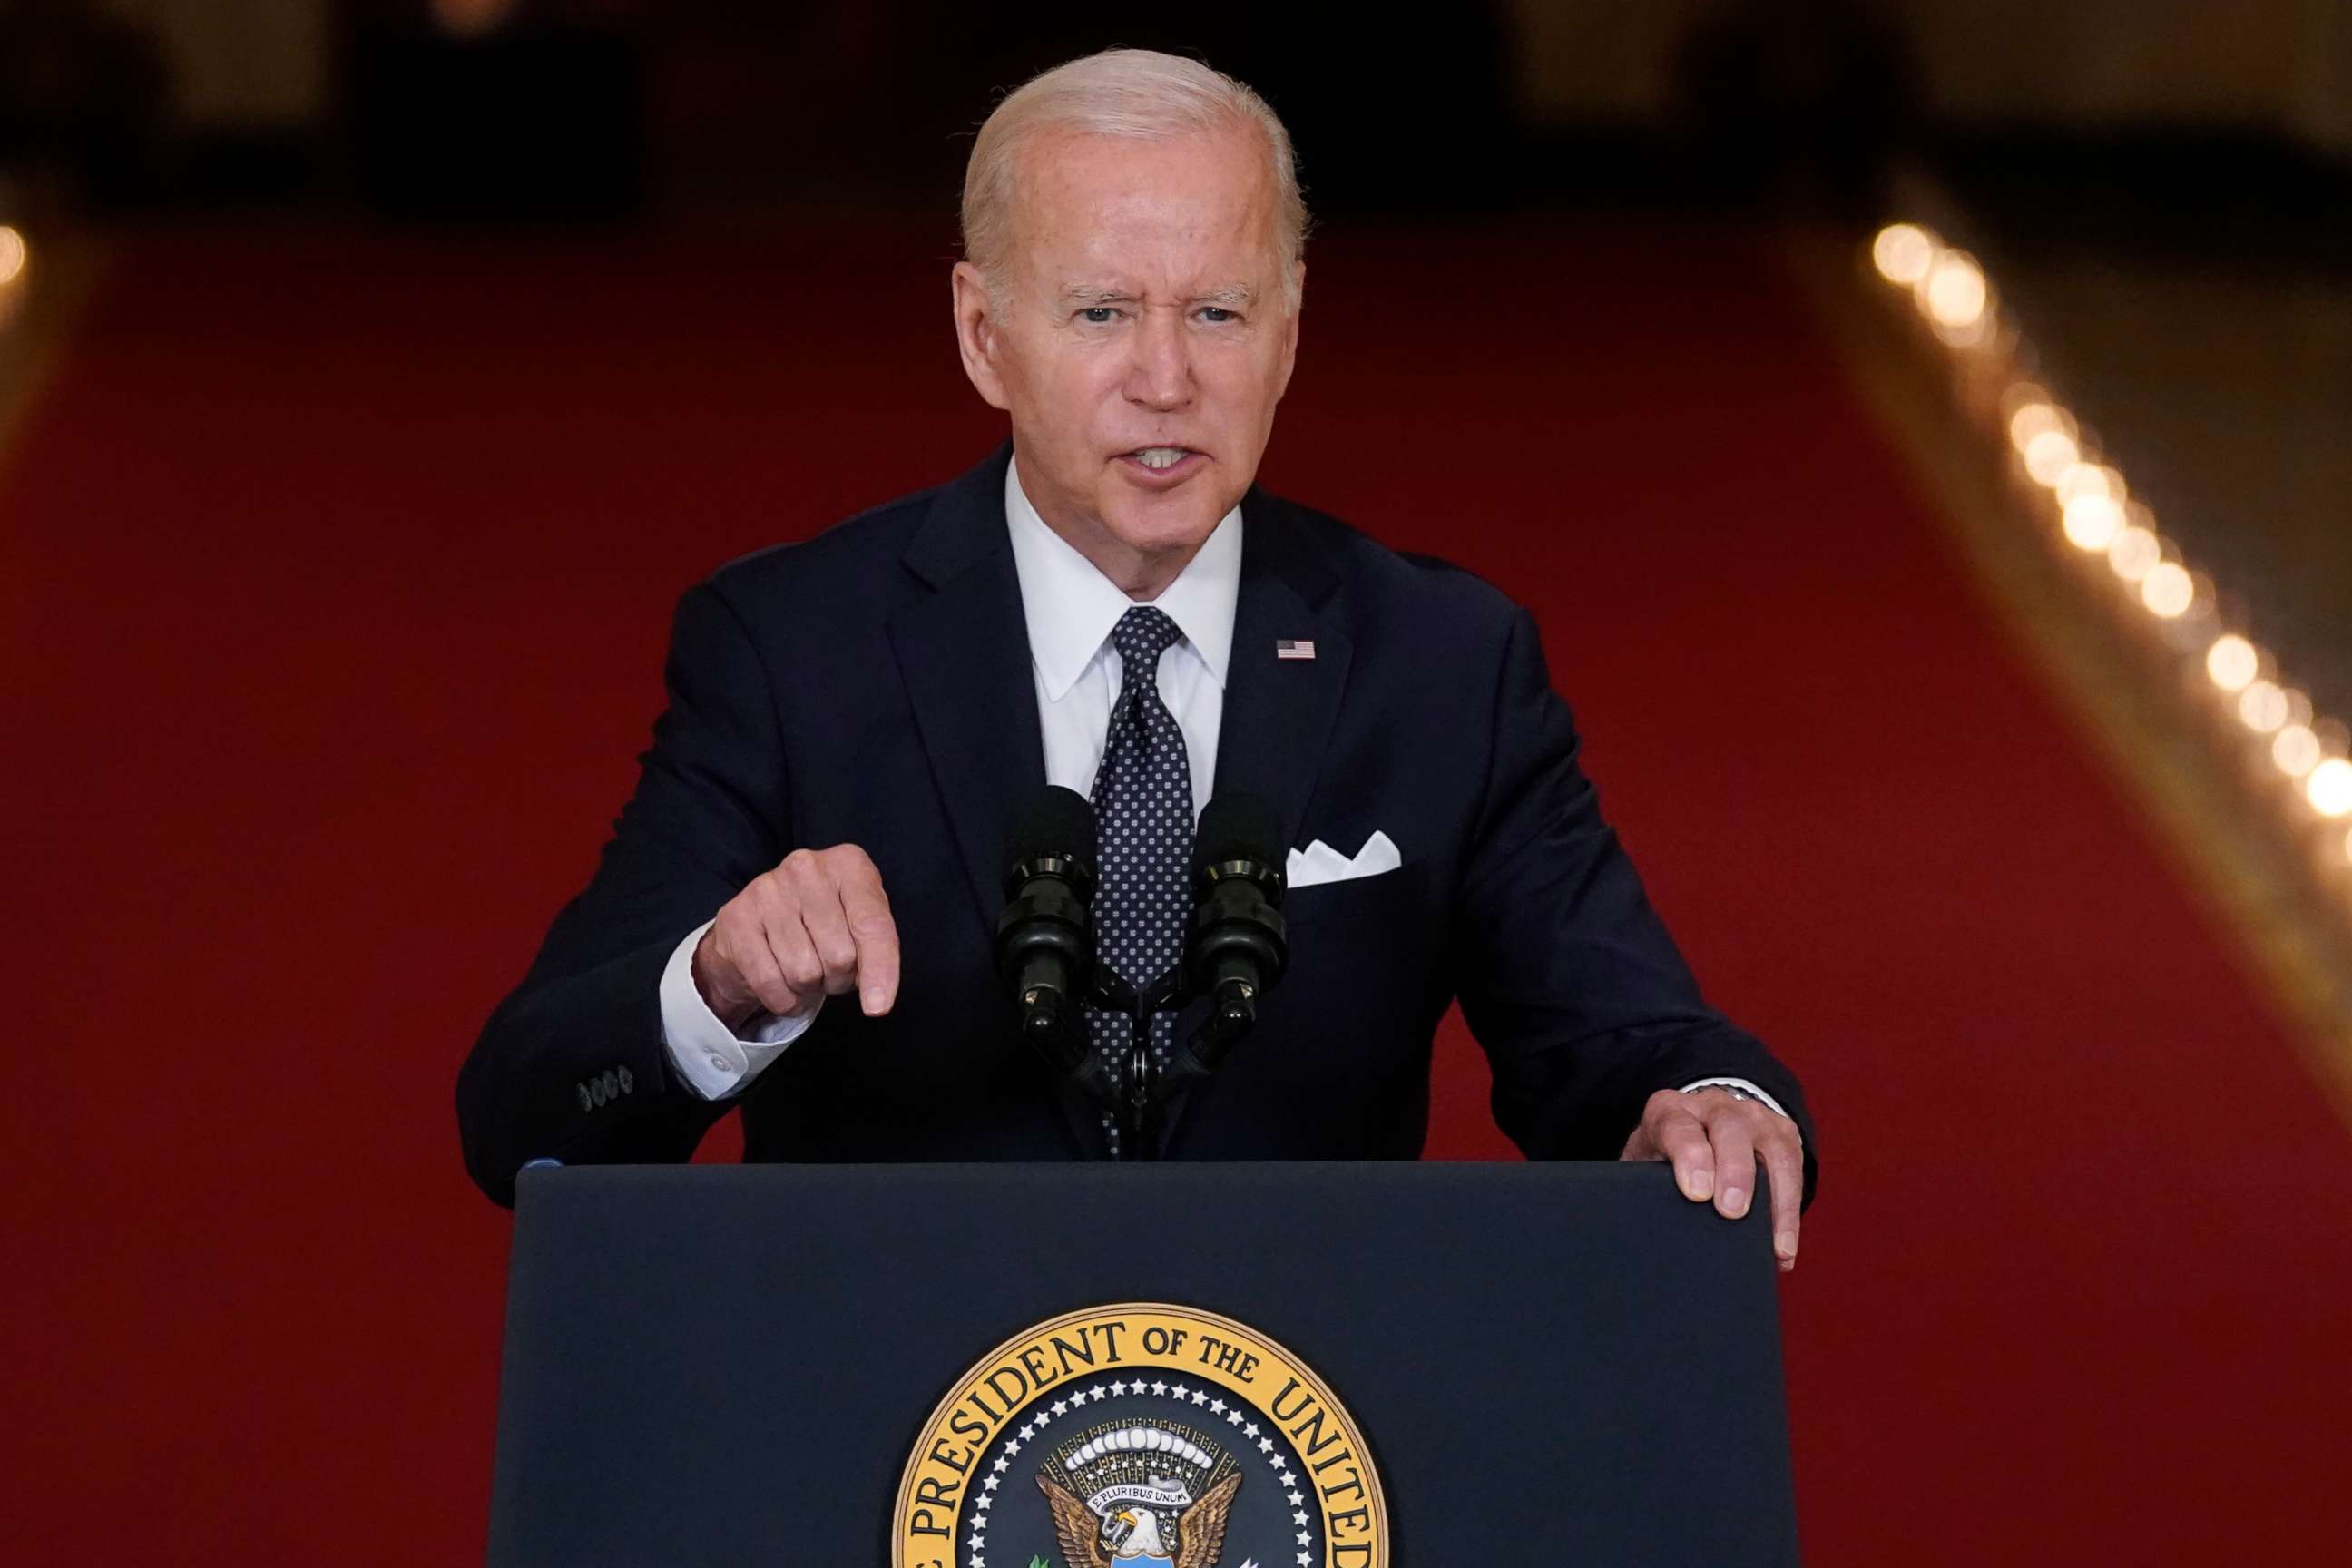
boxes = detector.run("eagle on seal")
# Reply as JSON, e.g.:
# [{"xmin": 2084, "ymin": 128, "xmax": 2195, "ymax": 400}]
[{"xmin": 1036, "ymin": 1470, "xmax": 1241, "ymax": 1568}]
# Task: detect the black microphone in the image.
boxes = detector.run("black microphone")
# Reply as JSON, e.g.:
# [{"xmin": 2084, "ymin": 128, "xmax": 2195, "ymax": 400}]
[
  {"xmin": 1178, "ymin": 793, "xmax": 1289, "ymax": 1069},
  {"xmin": 994, "ymin": 786, "xmax": 1102, "ymax": 1083}
]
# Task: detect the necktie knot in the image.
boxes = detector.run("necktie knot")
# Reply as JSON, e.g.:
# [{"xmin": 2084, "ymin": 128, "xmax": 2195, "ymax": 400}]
[{"xmin": 1112, "ymin": 605, "xmax": 1184, "ymax": 672}]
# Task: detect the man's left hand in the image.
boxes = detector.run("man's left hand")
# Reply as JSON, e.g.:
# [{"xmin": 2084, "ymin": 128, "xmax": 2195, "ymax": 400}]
[{"xmin": 1621, "ymin": 1088, "xmax": 1804, "ymax": 1273}]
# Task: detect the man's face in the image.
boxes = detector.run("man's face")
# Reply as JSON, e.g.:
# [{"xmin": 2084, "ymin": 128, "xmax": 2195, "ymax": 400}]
[{"xmin": 953, "ymin": 124, "xmax": 1301, "ymax": 588}]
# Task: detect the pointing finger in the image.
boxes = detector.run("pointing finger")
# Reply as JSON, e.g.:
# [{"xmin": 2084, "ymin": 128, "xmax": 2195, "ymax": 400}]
[{"xmin": 838, "ymin": 867, "xmax": 900, "ymax": 1015}]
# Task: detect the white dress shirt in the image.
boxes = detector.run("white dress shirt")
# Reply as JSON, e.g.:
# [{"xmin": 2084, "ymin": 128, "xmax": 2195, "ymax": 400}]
[{"xmin": 653, "ymin": 456, "xmax": 1790, "ymax": 1132}]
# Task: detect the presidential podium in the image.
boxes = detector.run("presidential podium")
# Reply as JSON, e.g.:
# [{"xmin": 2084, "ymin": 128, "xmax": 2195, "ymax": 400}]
[{"xmin": 485, "ymin": 1161, "xmax": 1798, "ymax": 1566}]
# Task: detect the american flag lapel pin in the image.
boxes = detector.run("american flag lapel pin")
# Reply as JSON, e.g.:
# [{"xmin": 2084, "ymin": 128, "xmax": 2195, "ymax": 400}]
[{"xmin": 1275, "ymin": 639, "xmax": 1317, "ymax": 661}]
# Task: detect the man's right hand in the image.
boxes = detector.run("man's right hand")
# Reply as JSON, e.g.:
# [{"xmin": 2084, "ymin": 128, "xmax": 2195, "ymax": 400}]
[{"xmin": 691, "ymin": 844, "xmax": 901, "ymax": 1032}]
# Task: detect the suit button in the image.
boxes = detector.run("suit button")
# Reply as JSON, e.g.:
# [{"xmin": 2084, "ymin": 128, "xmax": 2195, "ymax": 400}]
[
  {"xmin": 576, "ymin": 1083, "xmax": 593, "ymax": 1112},
  {"xmin": 600, "ymin": 1069, "xmax": 620, "ymax": 1102},
  {"xmin": 589, "ymin": 1077, "xmax": 608, "ymax": 1107},
  {"xmin": 616, "ymin": 1064, "xmax": 633, "ymax": 1095}
]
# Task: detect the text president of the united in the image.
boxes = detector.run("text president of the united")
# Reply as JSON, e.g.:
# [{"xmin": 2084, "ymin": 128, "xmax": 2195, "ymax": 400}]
[{"xmin": 457, "ymin": 48, "xmax": 1817, "ymax": 1261}]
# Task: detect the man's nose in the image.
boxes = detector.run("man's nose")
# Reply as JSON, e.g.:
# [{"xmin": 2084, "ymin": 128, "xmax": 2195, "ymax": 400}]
[{"xmin": 1122, "ymin": 308, "xmax": 1194, "ymax": 410}]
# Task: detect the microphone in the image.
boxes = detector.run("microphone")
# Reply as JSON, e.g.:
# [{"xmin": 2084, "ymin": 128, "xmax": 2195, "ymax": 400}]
[
  {"xmin": 994, "ymin": 786, "xmax": 1103, "ymax": 1085},
  {"xmin": 1177, "ymin": 793, "xmax": 1289, "ymax": 1072}
]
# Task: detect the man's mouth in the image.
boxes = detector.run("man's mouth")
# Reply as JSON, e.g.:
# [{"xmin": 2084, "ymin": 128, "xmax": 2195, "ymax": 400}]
[
  {"xmin": 1126, "ymin": 446, "xmax": 1194, "ymax": 470},
  {"xmin": 1119, "ymin": 446, "xmax": 1203, "ymax": 477}
]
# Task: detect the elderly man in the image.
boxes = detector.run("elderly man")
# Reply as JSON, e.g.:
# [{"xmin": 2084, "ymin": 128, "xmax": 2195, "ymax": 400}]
[{"xmin": 457, "ymin": 49, "xmax": 1816, "ymax": 1260}]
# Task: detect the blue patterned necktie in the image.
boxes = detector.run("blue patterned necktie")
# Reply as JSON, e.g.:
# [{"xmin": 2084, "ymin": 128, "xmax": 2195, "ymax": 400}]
[{"xmin": 1087, "ymin": 605, "xmax": 1194, "ymax": 1157}]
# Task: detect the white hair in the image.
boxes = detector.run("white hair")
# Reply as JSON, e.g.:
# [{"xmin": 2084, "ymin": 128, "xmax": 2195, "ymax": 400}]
[{"xmin": 961, "ymin": 48, "xmax": 1309, "ymax": 315}]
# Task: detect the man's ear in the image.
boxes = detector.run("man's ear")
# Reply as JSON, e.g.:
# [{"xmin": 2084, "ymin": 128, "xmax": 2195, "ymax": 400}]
[{"xmin": 951, "ymin": 262, "xmax": 1012, "ymax": 412}]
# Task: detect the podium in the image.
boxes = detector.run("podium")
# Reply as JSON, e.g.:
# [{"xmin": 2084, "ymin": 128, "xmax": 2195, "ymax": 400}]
[{"xmin": 486, "ymin": 1161, "xmax": 1798, "ymax": 1566}]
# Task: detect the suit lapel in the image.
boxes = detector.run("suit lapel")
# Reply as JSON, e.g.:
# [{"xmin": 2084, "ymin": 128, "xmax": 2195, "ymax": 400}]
[
  {"xmin": 887, "ymin": 445, "xmax": 1097, "ymax": 1155},
  {"xmin": 1211, "ymin": 487, "xmax": 1353, "ymax": 860},
  {"xmin": 887, "ymin": 444, "xmax": 1046, "ymax": 946},
  {"xmin": 1164, "ymin": 489, "xmax": 1353, "ymax": 1155}
]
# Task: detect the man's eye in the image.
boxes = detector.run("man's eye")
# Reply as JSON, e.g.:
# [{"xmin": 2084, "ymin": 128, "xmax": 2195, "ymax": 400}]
[
  {"xmin": 1080, "ymin": 307, "xmax": 1119, "ymax": 324},
  {"xmin": 1200, "ymin": 307, "xmax": 1236, "ymax": 323}
]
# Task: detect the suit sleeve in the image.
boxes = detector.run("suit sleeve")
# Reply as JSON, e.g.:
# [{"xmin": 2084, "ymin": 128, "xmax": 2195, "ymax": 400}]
[
  {"xmin": 1452, "ymin": 608, "xmax": 1818, "ymax": 1204},
  {"xmin": 456, "ymin": 580, "xmax": 790, "ymax": 1206}
]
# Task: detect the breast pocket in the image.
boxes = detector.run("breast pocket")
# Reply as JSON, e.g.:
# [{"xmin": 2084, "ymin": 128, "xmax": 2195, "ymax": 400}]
[
  {"xmin": 1250, "ymin": 856, "xmax": 1448, "ymax": 1096},
  {"xmin": 1280, "ymin": 858, "xmax": 1434, "ymax": 936}
]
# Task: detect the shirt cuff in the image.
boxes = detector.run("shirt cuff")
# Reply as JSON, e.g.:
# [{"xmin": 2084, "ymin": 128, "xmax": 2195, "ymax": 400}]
[
  {"xmin": 1679, "ymin": 1076, "xmax": 1798, "ymax": 1140},
  {"xmin": 659, "ymin": 919, "xmax": 820, "ymax": 1100}
]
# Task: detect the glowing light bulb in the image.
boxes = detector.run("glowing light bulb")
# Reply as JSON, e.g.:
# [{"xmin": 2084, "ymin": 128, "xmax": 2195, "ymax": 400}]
[
  {"xmin": 2140, "ymin": 561, "xmax": 2193, "ymax": 618},
  {"xmin": 2273, "ymin": 724, "xmax": 2321, "ymax": 778},
  {"xmin": 2024, "ymin": 429, "xmax": 2082, "ymax": 485},
  {"xmin": 0, "ymin": 226, "xmax": 24, "ymax": 288},
  {"xmin": 2239, "ymin": 681, "xmax": 2289, "ymax": 733},
  {"xmin": 2306, "ymin": 759, "xmax": 2352, "ymax": 817},
  {"xmin": 1872, "ymin": 224, "xmax": 1937, "ymax": 286},
  {"xmin": 2053, "ymin": 463, "xmax": 2124, "ymax": 507},
  {"xmin": 2062, "ymin": 495, "xmax": 2125, "ymax": 551},
  {"xmin": 2107, "ymin": 526, "xmax": 2161, "ymax": 583},
  {"xmin": 2205, "ymin": 634, "xmax": 2259, "ymax": 692},
  {"xmin": 1924, "ymin": 252, "xmax": 1989, "ymax": 329},
  {"xmin": 2009, "ymin": 402, "xmax": 2071, "ymax": 451}
]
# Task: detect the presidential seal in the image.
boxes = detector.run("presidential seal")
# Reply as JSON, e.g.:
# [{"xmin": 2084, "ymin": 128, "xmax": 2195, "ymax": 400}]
[{"xmin": 893, "ymin": 1303, "xmax": 1387, "ymax": 1568}]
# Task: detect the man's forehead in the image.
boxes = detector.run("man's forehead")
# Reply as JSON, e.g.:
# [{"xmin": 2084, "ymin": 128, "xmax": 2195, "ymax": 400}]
[{"xmin": 1003, "ymin": 129, "xmax": 1282, "ymax": 297}]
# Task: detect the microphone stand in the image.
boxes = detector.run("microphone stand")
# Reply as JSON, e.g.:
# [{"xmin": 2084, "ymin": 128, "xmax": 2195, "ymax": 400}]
[
  {"xmin": 1081, "ymin": 969, "xmax": 1171, "ymax": 1161},
  {"xmin": 1084, "ymin": 965, "xmax": 1261, "ymax": 1161},
  {"xmin": 1063, "ymin": 849, "xmax": 1284, "ymax": 1160},
  {"xmin": 1014, "ymin": 969, "xmax": 1191, "ymax": 1162}
]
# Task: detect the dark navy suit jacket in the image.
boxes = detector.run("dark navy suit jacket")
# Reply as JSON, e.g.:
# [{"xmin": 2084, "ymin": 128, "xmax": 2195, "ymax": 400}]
[{"xmin": 457, "ymin": 444, "xmax": 1816, "ymax": 1205}]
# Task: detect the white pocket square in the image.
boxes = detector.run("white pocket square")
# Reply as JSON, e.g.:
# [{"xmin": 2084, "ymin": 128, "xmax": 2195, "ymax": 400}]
[{"xmin": 1286, "ymin": 829, "xmax": 1402, "ymax": 889}]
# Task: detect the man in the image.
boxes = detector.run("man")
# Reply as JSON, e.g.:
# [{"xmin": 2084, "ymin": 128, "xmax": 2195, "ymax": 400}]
[{"xmin": 457, "ymin": 49, "xmax": 1816, "ymax": 1264}]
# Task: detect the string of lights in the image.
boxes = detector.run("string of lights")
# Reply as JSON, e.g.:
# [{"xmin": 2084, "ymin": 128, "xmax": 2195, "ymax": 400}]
[{"xmin": 1868, "ymin": 220, "xmax": 2352, "ymax": 858}]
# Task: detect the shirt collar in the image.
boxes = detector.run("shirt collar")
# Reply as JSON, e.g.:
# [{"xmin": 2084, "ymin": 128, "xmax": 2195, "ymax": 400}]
[{"xmin": 1004, "ymin": 454, "xmax": 1241, "ymax": 702}]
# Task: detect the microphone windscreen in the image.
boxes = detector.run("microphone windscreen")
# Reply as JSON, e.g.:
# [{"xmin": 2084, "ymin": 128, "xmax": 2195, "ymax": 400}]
[
  {"xmin": 1195, "ymin": 793, "xmax": 1282, "ymax": 870},
  {"xmin": 1008, "ymin": 784, "xmax": 1099, "ymax": 866}
]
